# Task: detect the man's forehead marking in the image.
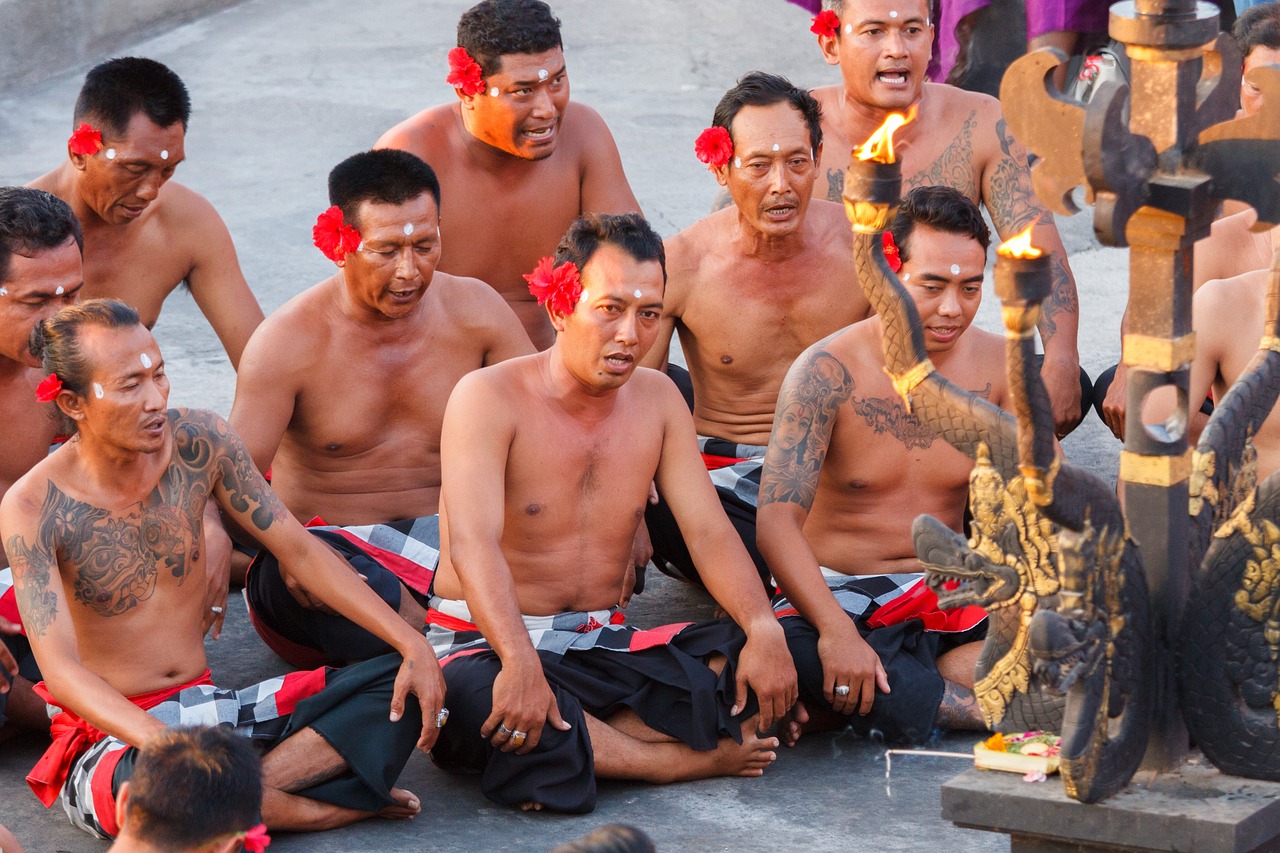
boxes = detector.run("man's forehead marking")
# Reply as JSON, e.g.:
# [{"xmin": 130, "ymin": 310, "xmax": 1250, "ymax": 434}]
[
  {"xmin": 93, "ymin": 382, "xmax": 104, "ymax": 399},
  {"xmin": 490, "ymin": 86, "xmax": 500, "ymax": 97},
  {"xmin": 403, "ymin": 222, "xmax": 415, "ymax": 235},
  {"xmin": 772, "ymin": 143, "xmax": 780, "ymax": 151},
  {"xmin": 0, "ymin": 287, "xmax": 7, "ymax": 297},
  {"xmin": 105, "ymin": 149, "xmax": 117, "ymax": 160},
  {"xmin": 889, "ymin": 9, "xmax": 898, "ymax": 17},
  {"xmin": 951, "ymin": 264, "xmax": 961, "ymax": 275},
  {"xmin": 538, "ymin": 69, "xmax": 549, "ymax": 80},
  {"xmin": 160, "ymin": 149, "xmax": 169, "ymax": 160},
  {"xmin": 633, "ymin": 289, "xmax": 643, "ymax": 299},
  {"xmin": 55, "ymin": 285, "xmax": 64, "ymax": 295},
  {"xmin": 140, "ymin": 352, "xmax": 152, "ymax": 368}
]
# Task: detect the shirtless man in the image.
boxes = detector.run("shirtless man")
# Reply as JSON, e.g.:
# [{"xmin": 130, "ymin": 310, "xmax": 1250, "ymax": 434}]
[
  {"xmin": 2, "ymin": 299, "xmax": 446, "ymax": 839},
  {"xmin": 29, "ymin": 57, "xmax": 262, "ymax": 367},
  {"xmin": 642, "ymin": 73, "xmax": 870, "ymax": 589},
  {"xmin": 811, "ymin": 0, "xmax": 1082, "ymax": 435},
  {"xmin": 0, "ymin": 188, "xmax": 83, "ymax": 741},
  {"xmin": 375, "ymin": 0, "xmax": 640, "ymax": 350},
  {"xmin": 429, "ymin": 213, "xmax": 797, "ymax": 812},
  {"xmin": 230, "ymin": 149, "xmax": 533, "ymax": 666},
  {"xmin": 757, "ymin": 187, "xmax": 1000, "ymax": 742},
  {"xmin": 1097, "ymin": 2, "xmax": 1280, "ymax": 435}
]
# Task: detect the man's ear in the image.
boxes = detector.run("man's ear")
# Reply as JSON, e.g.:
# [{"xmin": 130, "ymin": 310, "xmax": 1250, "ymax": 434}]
[
  {"xmin": 712, "ymin": 163, "xmax": 731, "ymax": 189},
  {"xmin": 57, "ymin": 389, "xmax": 87, "ymax": 425},
  {"xmin": 114, "ymin": 781, "xmax": 131, "ymax": 833},
  {"xmin": 818, "ymin": 31, "xmax": 841, "ymax": 67}
]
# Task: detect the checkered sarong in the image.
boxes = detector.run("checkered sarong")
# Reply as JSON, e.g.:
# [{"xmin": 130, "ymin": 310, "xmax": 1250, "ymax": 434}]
[
  {"xmin": 306, "ymin": 515, "xmax": 441, "ymax": 596},
  {"xmin": 426, "ymin": 596, "xmax": 692, "ymax": 664},
  {"xmin": 699, "ymin": 436, "xmax": 766, "ymax": 509},
  {"xmin": 30, "ymin": 668, "xmax": 328, "ymax": 839},
  {"xmin": 773, "ymin": 571, "xmax": 987, "ymax": 634}
]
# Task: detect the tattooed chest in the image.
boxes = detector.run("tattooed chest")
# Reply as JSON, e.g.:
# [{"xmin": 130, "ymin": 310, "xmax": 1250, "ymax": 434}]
[
  {"xmin": 902, "ymin": 112, "xmax": 980, "ymax": 201},
  {"xmin": 47, "ymin": 479, "xmax": 206, "ymax": 617}
]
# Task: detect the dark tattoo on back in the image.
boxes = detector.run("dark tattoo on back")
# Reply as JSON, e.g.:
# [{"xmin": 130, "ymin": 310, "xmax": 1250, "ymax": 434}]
[
  {"xmin": 759, "ymin": 350, "xmax": 855, "ymax": 509},
  {"xmin": 852, "ymin": 396, "xmax": 937, "ymax": 450}
]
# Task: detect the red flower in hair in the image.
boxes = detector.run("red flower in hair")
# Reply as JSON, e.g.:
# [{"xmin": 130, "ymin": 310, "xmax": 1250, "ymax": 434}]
[
  {"xmin": 524, "ymin": 256, "xmax": 583, "ymax": 317},
  {"xmin": 242, "ymin": 823, "xmax": 272, "ymax": 853},
  {"xmin": 36, "ymin": 373, "xmax": 63, "ymax": 403},
  {"xmin": 68, "ymin": 122, "xmax": 103, "ymax": 156},
  {"xmin": 694, "ymin": 127, "xmax": 734, "ymax": 170},
  {"xmin": 312, "ymin": 206, "xmax": 361, "ymax": 262},
  {"xmin": 447, "ymin": 47, "xmax": 487, "ymax": 96},
  {"xmin": 811, "ymin": 9, "xmax": 841, "ymax": 37},
  {"xmin": 882, "ymin": 230, "xmax": 902, "ymax": 273}
]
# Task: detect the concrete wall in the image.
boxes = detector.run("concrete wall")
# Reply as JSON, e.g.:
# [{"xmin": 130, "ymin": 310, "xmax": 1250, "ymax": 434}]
[{"xmin": 0, "ymin": 0, "xmax": 244, "ymax": 89}]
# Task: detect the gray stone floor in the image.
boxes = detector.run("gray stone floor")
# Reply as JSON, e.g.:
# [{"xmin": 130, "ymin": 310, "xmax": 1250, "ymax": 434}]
[{"xmin": 0, "ymin": 0, "xmax": 1133, "ymax": 849}]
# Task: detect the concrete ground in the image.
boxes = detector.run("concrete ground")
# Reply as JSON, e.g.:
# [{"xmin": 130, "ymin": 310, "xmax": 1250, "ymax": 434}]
[{"xmin": 0, "ymin": 0, "xmax": 1132, "ymax": 849}]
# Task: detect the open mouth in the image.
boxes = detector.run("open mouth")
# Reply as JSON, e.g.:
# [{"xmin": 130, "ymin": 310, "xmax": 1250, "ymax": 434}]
[
  {"xmin": 603, "ymin": 353, "xmax": 634, "ymax": 371},
  {"xmin": 764, "ymin": 203, "xmax": 798, "ymax": 221},
  {"xmin": 927, "ymin": 326, "xmax": 960, "ymax": 343},
  {"xmin": 523, "ymin": 125, "xmax": 557, "ymax": 143},
  {"xmin": 877, "ymin": 70, "xmax": 909, "ymax": 86}
]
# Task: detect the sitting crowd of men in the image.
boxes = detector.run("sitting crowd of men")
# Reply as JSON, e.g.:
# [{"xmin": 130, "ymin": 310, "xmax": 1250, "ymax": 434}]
[{"xmin": 1, "ymin": 0, "xmax": 1277, "ymax": 844}]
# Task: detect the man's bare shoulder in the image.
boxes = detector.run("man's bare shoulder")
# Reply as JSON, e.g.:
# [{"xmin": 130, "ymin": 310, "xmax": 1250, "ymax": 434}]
[
  {"xmin": 241, "ymin": 280, "xmax": 337, "ymax": 361},
  {"xmin": 561, "ymin": 100, "xmax": 617, "ymax": 152},
  {"xmin": 375, "ymin": 103, "xmax": 461, "ymax": 159},
  {"xmin": 429, "ymin": 271, "xmax": 526, "ymax": 332},
  {"xmin": 922, "ymin": 82, "xmax": 1001, "ymax": 124},
  {"xmin": 806, "ymin": 199, "xmax": 857, "ymax": 242},
  {"xmin": 1198, "ymin": 268, "xmax": 1268, "ymax": 326}
]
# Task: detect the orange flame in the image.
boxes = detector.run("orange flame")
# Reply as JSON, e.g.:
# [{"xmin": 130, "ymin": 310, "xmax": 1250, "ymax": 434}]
[
  {"xmin": 997, "ymin": 222, "xmax": 1044, "ymax": 259},
  {"xmin": 854, "ymin": 106, "xmax": 917, "ymax": 164}
]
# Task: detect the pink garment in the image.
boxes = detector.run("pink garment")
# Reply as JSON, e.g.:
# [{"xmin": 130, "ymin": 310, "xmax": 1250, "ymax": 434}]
[{"xmin": 1026, "ymin": 0, "xmax": 1112, "ymax": 40}]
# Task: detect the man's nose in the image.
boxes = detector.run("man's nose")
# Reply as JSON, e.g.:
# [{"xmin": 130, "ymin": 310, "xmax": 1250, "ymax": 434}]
[{"xmin": 938, "ymin": 287, "xmax": 962, "ymax": 316}]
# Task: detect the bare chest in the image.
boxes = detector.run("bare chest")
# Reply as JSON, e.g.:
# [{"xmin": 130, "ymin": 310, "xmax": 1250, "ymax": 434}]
[{"xmin": 82, "ymin": 225, "xmax": 190, "ymax": 325}]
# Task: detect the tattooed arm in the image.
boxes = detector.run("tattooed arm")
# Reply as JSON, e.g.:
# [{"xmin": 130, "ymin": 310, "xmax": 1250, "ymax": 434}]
[
  {"xmin": 0, "ymin": 484, "xmax": 167, "ymax": 747},
  {"xmin": 192, "ymin": 410, "xmax": 446, "ymax": 752},
  {"xmin": 982, "ymin": 110, "xmax": 1082, "ymax": 434},
  {"xmin": 756, "ymin": 344, "xmax": 889, "ymax": 717}
]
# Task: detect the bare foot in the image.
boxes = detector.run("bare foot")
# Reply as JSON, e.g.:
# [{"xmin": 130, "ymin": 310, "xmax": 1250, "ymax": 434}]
[
  {"xmin": 520, "ymin": 801, "xmax": 545, "ymax": 811},
  {"xmin": 378, "ymin": 788, "xmax": 421, "ymax": 820},
  {"xmin": 712, "ymin": 717, "xmax": 780, "ymax": 778},
  {"xmin": 777, "ymin": 700, "xmax": 811, "ymax": 748}
]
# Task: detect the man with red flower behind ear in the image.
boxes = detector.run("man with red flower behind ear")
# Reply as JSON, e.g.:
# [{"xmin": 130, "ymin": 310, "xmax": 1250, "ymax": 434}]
[
  {"xmin": 809, "ymin": 0, "xmax": 1086, "ymax": 437},
  {"xmin": 375, "ymin": 0, "xmax": 640, "ymax": 352},
  {"xmin": 28, "ymin": 57, "xmax": 263, "ymax": 369},
  {"xmin": 757, "ymin": 187, "xmax": 1004, "ymax": 743},
  {"xmin": 229, "ymin": 150, "xmax": 533, "ymax": 669},
  {"xmin": 428, "ymin": 213, "xmax": 796, "ymax": 813},
  {"xmin": 641, "ymin": 72, "xmax": 871, "ymax": 592}
]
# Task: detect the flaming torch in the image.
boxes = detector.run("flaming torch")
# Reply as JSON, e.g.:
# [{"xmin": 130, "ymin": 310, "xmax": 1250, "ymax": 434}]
[{"xmin": 844, "ymin": 107, "xmax": 916, "ymax": 233}]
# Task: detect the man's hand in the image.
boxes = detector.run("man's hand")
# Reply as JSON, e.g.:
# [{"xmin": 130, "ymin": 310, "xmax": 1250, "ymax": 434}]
[
  {"xmin": 817, "ymin": 619, "xmax": 889, "ymax": 716},
  {"xmin": 0, "ymin": 617, "xmax": 22, "ymax": 693},
  {"xmin": 481, "ymin": 658, "xmax": 571, "ymax": 754},
  {"xmin": 1102, "ymin": 363, "xmax": 1127, "ymax": 440},
  {"xmin": 280, "ymin": 556, "xmax": 367, "ymax": 615},
  {"xmin": 201, "ymin": 505, "xmax": 233, "ymax": 639},
  {"xmin": 1040, "ymin": 353, "xmax": 1083, "ymax": 438},
  {"xmin": 733, "ymin": 620, "xmax": 798, "ymax": 731},
  {"xmin": 390, "ymin": 649, "xmax": 448, "ymax": 753}
]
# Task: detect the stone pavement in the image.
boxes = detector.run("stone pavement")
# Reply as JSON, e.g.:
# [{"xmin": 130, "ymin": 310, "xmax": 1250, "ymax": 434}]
[{"xmin": 0, "ymin": 0, "xmax": 1132, "ymax": 849}]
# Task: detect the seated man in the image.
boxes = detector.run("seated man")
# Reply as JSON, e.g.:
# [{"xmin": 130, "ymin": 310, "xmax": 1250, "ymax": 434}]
[
  {"xmin": 107, "ymin": 726, "xmax": 265, "ymax": 853},
  {"xmin": 757, "ymin": 187, "xmax": 998, "ymax": 743},
  {"xmin": 429, "ymin": 213, "xmax": 797, "ymax": 813},
  {"xmin": 375, "ymin": 0, "xmax": 640, "ymax": 350},
  {"xmin": 642, "ymin": 72, "xmax": 871, "ymax": 590},
  {"xmin": 29, "ymin": 57, "xmax": 262, "ymax": 367},
  {"xmin": 231, "ymin": 149, "xmax": 533, "ymax": 667},
  {"xmin": 0, "ymin": 187, "xmax": 84, "ymax": 741},
  {"xmin": 811, "ymin": 0, "xmax": 1083, "ymax": 434},
  {"xmin": 3, "ymin": 300, "xmax": 446, "ymax": 839}
]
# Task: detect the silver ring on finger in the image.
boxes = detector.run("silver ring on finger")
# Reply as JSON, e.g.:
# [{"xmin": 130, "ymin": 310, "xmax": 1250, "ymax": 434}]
[
  {"xmin": 210, "ymin": 605, "xmax": 224, "ymax": 615},
  {"xmin": 435, "ymin": 708, "xmax": 450, "ymax": 728},
  {"xmin": 510, "ymin": 730, "xmax": 527, "ymax": 746},
  {"xmin": 497, "ymin": 723, "xmax": 513, "ymax": 737},
  {"xmin": 834, "ymin": 684, "xmax": 851, "ymax": 697}
]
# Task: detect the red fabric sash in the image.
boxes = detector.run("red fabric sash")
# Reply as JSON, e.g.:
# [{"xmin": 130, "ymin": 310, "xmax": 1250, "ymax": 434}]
[
  {"xmin": 864, "ymin": 582, "xmax": 987, "ymax": 633},
  {"xmin": 0, "ymin": 586, "xmax": 22, "ymax": 635},
  {"xmin": 701, "ymin": 452, "xmax": 748, "ymax": 471},
  {"xmin": 27, "ymin": 670, "xmax": 214, "ymax": 807}
]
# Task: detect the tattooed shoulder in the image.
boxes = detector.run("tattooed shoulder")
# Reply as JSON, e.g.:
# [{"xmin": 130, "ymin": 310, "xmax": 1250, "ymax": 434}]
[{"xmin": 6, "ymin": 527, "xmax": 58, "ymax": 638}]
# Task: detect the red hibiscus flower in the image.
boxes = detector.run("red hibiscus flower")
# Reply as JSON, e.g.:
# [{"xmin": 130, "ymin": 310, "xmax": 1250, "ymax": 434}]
[
  {"xmin": 36, "ymin": 373, "xmax": 63, "ymax": 403},
  {"xmin": 68, "ymin": 122, "xmax": 103, "ymax": 156},
  {"xmin": 811, "ymin": 9, "xmax": 841, "ymax": 38},
  {"xmin": 447, "ymin": 47, "xmax": 486, "ymax": 96},
  {"xmin": 694, "ymin": 126, "xmax": 734, "ymax": 170},
  {"xmin": 242, "ymin": 823, "xmax": 272, "ymax": 853},
  {"xmin": 312, "ymin": 206, "xmax": 361, "ymax": 262},
  {"xmin": 882, "ymin": 230, "xmax": 903, "ymax": 273},
  {"xmin": 524, "ymin": 256, "xmax": 583, "ymax": 317}
]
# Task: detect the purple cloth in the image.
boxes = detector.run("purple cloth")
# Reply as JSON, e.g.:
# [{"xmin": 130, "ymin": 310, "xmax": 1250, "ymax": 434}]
[
  {"xmin": 933, "ymin": 0, "xmax": 993, "ymax": 81},
  {"xmin": 786, "ymin": 0, "xmax": 822, "ymax": 12},
  {"xmin": 1025, "ymin": 0, "xmax": 1111, "ymax": 40}
]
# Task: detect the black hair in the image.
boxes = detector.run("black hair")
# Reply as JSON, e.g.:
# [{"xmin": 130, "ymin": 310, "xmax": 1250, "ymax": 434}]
[
  {"xmin": 0, "ymin": 187, "xmax": 82, "ymax": 283},
  {"xmin": 30, "ymin": 298, "xmax": 140, "ymax": 401},
  {"xmin": 888, "ymin": 185, "xmax": 991, "ymax": 262},
  {"xmin": 125, "ymin": 726, "xmax": 262, "ymax": 849},
  {"xmin": 73, "ymin": 57, "xmax": 191, "ymax": 137},
  {"xmin": 1235, "ymin": 2, "xmax": 1280, "ymax": 58},
  {"xmin": 328, "ymin": 149, "xmax": 442, "ymax": 227},
  {"xmin": 711, "ymin": 71, "xmax": 823, "ymax": 154},
  {"xmin": 457, "ymin": 0, "xmax": 563, "ymax": 78},
  {"xmin": 554, "ymin": 213, "xmax": 666, "ymax": 284},
  {"xmin": 549, "ymin": 824, "xmax": 657, "ymax": 853}
]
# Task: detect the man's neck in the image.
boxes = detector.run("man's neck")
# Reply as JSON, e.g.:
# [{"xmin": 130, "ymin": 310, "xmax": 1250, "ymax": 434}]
[
  {"xmin": 540, "ymin": 350, "xmax": 621, "ymax": 423},
  {"xmin": 455, "ymin": 107, "xmax": 532, "ymax": 175},
  {"xmin": 0, "ymin": 353, "xmax": 37, "ymax": 383},
  {"xmin": 48, "ymin": 163, "xmax": 113, "ymax": 233},
  {"xmin": 71, "ymin": 426, "xmax": 171, "ymax": 501},
  {"xmin": 731, "ymin": 215, "xmax": 810, "ymax": 263},
  {"xmin": 835, "ymin": 87, "xmax": 924, "ymax": 150}
]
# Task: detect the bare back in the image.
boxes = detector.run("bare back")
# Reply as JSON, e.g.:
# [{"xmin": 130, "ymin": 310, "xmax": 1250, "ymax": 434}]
[
  {"xmin": 661, "ymin": 200, "xmax": 871, "ymax": 445},
  {"xmin": 433, "ymin": 360, "xmax": 674, "ymax": 614},
  {"xmin": 376, "ymin": 102, "xmax": 639, "ymax": 350},
  {"xmin": 230, "ymin": 272, "xmax": 532, "ymax": 526},
  {"xmin": 804, "ymin": 321, "xmax": 1006, "ymax": 573},
  {"xmin": 0, "ymin": 366, "xmax": 63, "ymax": 565},
  {"xmin": 3, "ymin": 410, "xmax": 217, "ymax": 697}
]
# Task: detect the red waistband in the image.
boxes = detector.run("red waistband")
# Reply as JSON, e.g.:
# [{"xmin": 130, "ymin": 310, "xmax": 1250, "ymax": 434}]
[
  {"xmin": 701, "ymin": 452, "xmax": 749, "ymax": 470},
  {"xmin": 27, "ymin": 670, "xmax": 214, "ymax": 807}
]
